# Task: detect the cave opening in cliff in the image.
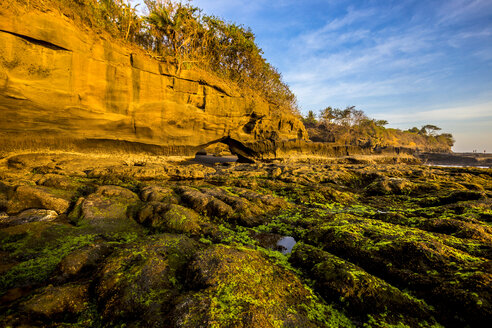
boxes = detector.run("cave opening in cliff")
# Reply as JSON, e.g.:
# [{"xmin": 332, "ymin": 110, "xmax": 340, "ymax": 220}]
[{"xmin": 194, "ymin": 143, "xmax": 238, "ymax": 165}]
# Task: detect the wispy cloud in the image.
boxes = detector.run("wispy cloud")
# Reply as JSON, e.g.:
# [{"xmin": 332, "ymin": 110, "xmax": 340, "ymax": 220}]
[
  {"xmin": 437, "ymin": 0, "xmax": 492, "ymax": 25},
  {"xmin": 287, "ymin": 27, "xmax": 436, "ymax": 80},
  {"xmin": 374, "ymin": 101, "xmax": 492, "ymax": 125},
  {"xmin": 277, "ymin": 0, "xmax": 492, "ymax": 121},
  {"xmin": 282, "ymin": 12, "xmax": 444, "ymax": 111},
  {"xmin": 320, "ymin": 7, "xmax": 376, "ymax": 32},
  {"xmin": 289, "ymin": 72, "xmax": 439, "ymax": 111},
  {"xmin": 473, "ymin": 49, "xmax": 492, "ymax": 62}
]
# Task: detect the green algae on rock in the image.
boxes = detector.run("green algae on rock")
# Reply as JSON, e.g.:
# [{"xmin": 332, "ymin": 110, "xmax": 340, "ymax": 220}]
[
  {"xmin": 0, "ymin": 152, "xmax": 490, "ymax": 327},
  {"xmin": 290, "ymin": 243, "xmax": 440, "ymax": 327},
  {"xmin": 173, "ymin": 244, "xmax": 353, "ymax": 328},
  {"xmin": 95, "ymin": 234, "xmax": 199, "ymax": 327}
]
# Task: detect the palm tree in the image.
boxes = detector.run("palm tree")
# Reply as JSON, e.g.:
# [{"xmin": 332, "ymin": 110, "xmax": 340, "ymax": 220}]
[
  {"xmin": 145, "ymin": 1, "xmax": 203, "ymax": 73},
  {"xmin": 145, "ymin": 1, "xmax": 173, "ymax": 55}
]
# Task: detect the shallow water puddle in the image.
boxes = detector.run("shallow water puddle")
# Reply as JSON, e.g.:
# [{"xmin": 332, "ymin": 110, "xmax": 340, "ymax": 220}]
[
  {"xmin": 252, "ymin": 232, "xmax": 297, "ymax": 254},
  {"xmin": 276, "ymin": 236, "xmax": 296, "ymax": 254}
]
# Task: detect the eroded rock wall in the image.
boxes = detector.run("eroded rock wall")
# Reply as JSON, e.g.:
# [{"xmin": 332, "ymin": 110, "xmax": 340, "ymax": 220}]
[{"xmin": 0, "ymin": 5, "xmax": 306, "ymax": 153}]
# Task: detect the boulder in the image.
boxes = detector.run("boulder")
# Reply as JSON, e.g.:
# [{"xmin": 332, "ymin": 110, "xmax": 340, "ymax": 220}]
[
  {"xmin": 173, "ymin": 244, "xmax": 351, "ymax": 328},
  {"xmin": 137, "ymin": 202, "xmax": 202, "ymax": 235},
  {"xmin": 140, "ymin": 185, "xmax": 178, "ymax": 203},
  {"xmin": 70, "ymin": 185, "xmax": 142, "ymax": 234},
  {"xmin": 36, "ymin": 174, "xmax": 79, "ymax": 190},
  {"xmin": 94, "ymin": 234, "xmax": 198, "ymax": 327},
  {"xmin": 21, "ymin": 283, "xmax": 89, "ymax": 319},
  {"xmin": 0, "ymin": 209, "xmax": 57, "ymax": 227},
  {"xmin": 365, "ymin": 176, "xmax": 414, "ymax": 195},
  {"xmin": 54, "ymin": 243, "xmax": 111, "ymax": 282},
  {"xmin": 206, "ymin": 198, "xmax": 234, "ymax": 218},
  {"xmin": 7, "ymin": 185, "xmax": 71, "ymax": 214},
  {"xmin": 161, "ymin": 204, "xmax": 202, "ymax": 234},
  {"xmin": 75, "ymin": 185, "xmax": 139, "ymax": 221},
  {"xmin": 177, "ymin": 186, "xmax": 214, "ymax": 212},
  {"xmin": 290, "ymin": 243, "xmax": 438, "ymax": 326}
]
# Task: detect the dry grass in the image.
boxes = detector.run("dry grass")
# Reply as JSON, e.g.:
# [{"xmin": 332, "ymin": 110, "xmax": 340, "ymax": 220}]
[
  {"xmin": 0, "ymin": 135, "xmax": 198, "ymax": 159},
  {"xmin": 278, "ymin": 153, "xmax": 420, "ymax": 165}
]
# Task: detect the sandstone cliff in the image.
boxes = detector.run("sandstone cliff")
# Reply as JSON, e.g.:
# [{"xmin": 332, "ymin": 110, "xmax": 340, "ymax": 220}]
[{"xmin": 0, "ymin": 4, "xmax": 306, "ymax": 155}]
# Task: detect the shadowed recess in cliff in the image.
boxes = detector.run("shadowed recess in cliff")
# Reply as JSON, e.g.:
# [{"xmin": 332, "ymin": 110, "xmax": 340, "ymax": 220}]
[
  {"xmin": 197, "ymin": 137, "xmax": 258, "ymax": 163},
  {"xmin": 0, "ymin": 30, "xmax": 70, "ymax": 51}
]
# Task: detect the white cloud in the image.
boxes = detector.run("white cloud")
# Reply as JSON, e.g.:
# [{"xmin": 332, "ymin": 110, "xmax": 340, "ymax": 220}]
[
  {"xmin": 373, "ymin": 101, "xmax": 492, "ymax": 125},
  {"xmin": 473, "ymin": 49, "xmax": 492, "ymax": 62},
  {"xmin": 290, "ymin": 74, "xmax": 434, "ymax": 111},
  {"xmin": 319, "ymin": 7, "xmax": 376, "ymax": 32},
  {"xmin": 438, "ymin": 0, "xmax": 492, "ymax": 25},
  {"xmin": 282, "ymin": 19, "xmax": 443, "ymax": 111}
]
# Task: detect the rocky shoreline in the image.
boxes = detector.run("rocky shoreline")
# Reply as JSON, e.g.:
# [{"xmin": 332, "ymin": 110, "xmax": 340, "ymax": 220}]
[
  {"xmin": 418, "ymin": 152, "xmax": 492, "ymax": 168},
  {"xmin": 0, "ymin": 152, "xmax": 491, "ymax": 327}
]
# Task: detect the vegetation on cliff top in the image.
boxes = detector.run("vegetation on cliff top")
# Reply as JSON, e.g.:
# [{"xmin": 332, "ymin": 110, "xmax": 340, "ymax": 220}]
[
  {"xmin": 15, "ymin": 0, "xmax": 298, "ymax": 114},
  {"xmin": 303, "ymin": 106, "xmax": 455, "ymax": 152},
  {"xmin": 10, "ymin": 0, "xmax": 455, "ymax": 152}
]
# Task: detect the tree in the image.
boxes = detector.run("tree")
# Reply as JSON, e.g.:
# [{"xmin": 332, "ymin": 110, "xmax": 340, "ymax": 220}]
[
  {"xmin": 438, "ymin": 133, "xmax": 455, "ymax": 147},
  {"xmin": 319, "ymin": 106, "xmax": 335, "ymax": 124},
  {"xmin": 374, "ymin": 119, "xmax": 388, "ymax": 127},
  {"xmin": 119, "ymin": 1, "xmax": 142, "ymax": 41},
  {"xmin": 421, "ymin": 124, "xmax": 442, "ymax": 136},
  {"xmin": 145, "ymin": 0, "xmax": 203, "ymax": 72},
  {"xmin": 303, "ymin": 110, "xmax": 317, "ymax": 125},
  {"xmin": 407, "ymin": 127, "xmax": 420, "ymax": 133},
  {"xmin": 348, "ymin": 107, "xmax": 367, "ymax": 126}
]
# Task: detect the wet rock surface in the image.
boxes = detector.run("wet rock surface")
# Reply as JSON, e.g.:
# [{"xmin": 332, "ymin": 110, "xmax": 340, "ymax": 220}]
[
  {"xmin": 21, "ymin": 283, "xmax": 89, "ymax": 320},
  {"xmin": 95, "ymin": 234, "xmax": 198, "ymax": 327},
  {"xmin": 0, "ymin": 209, "xmax": 58, "ymax": 228},
  {"xmin": 7, "ymin": 185, "xmax": 71, "ymax": 215},
  {"xmin": 0, "ymin": 152, "xmax": 491, "ymax": 327}
]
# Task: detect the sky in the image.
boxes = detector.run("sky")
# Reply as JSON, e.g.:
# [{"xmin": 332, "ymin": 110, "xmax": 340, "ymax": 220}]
[{"xmin": 136, "ymin": 0, "xmax": 492, "ymax": 152}]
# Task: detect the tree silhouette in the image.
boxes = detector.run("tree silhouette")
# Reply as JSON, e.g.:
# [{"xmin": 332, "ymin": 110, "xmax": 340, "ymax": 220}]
[{"xmin": 421, "ymin": 124, "xmax": 442, "ymax": 136}]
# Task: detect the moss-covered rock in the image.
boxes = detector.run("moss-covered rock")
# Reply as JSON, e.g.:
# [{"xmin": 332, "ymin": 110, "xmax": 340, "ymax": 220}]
[
  {"xmin": 21, "ymin": 283, "xmax": 89, "ymax": 320},
  {"xmin": 7, "ymin": 185, "xmax": 71, "ymax": 215},
  {"xmin": 94, "ymin": 234, "xmax": 199, "ymax": 327},
  {"xmin": 0, "ymin": 221, "xmax": 98, "ymax": 295},
  {"xmin": 70, "ymin": 185, "xmax": 143, "ymax": 234},
  {"xmin": 54, "ymin": 243, "xmax": 112, "ymax": 282},
  {"xmin": 365, "ymin": 176, "xmax": 414, "ymax": 195},
  {"xmin": 177, "ymin": 185, "xmax": 270, "ymax": 226},
  {"xmin": 0, "ymin": 209, "xmax": 58, "ymax": 227},
  {"xmin": 302, "ymin": 214, "xmax": 491, "ymax": 326},
  {"xmin": 290, "ymin": 243, "xmax": 439, "ymax": 327},
  {"xmin": 173, "ymin": 244, "xmax": 353, "ymax": 328},
  {"xmin": 176, "ymin": 186, "xmax": 214, "ymax": 213},
  {"xmin": 36, "ymin": 174, "xmax": 81, "ymax": 190},
  {"xmin": 140, "ymin": 185, "xmax": 179, "ymax": 203},
  {"xmin": 137, "ymin": 202, "xmax": 203, "ymax": 235},
  {"xmin": 0, "ymin": 153, "xmax": 491, "ymax": 328},
  {"xmin": 417, "ymin": 190, "xmax": 485, "ymax": 207},
  {"xmin": 162, "ymin": 204, "xmax": 202, "ymax": 234}
]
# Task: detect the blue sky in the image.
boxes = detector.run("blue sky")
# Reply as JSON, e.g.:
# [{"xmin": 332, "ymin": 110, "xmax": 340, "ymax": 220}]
[{"xmin": 136, "ymin": 0, "xmax": 492, "ymax": 152}]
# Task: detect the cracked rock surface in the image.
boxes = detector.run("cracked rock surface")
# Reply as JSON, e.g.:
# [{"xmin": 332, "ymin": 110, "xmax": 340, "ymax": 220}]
[{"xmin": 0, "ymin": 152, "xmax": 491, "ymax": 327}]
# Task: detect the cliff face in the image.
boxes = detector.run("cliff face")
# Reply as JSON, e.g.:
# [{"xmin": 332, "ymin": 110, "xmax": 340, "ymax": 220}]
[
  {"xmin": 304, "ymin": 122, "xmax": 453, "ymax": 153},
  {"xmin": 0, "ymin": 5, "xmax": 306, "ymax": 154}
]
